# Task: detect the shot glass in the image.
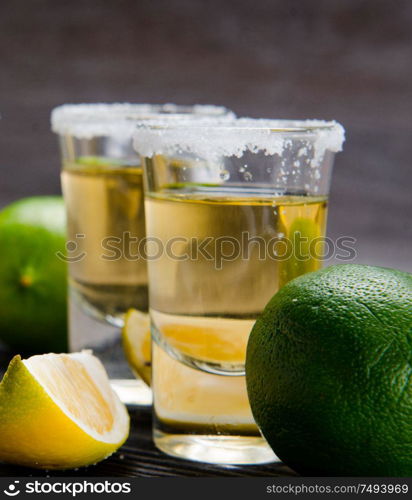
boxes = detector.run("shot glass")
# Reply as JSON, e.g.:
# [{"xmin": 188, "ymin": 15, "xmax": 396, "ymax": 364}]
[
  {"xmin": 134, "ymin": 118, "xmax": 345, "ymax": 464},
  {"xmin": 51, "ymin": 103, "xmax": 235, "ymax": 405}
]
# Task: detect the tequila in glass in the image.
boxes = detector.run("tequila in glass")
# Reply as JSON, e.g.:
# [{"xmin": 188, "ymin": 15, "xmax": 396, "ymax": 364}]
[
  {"xmin": 61, "ymin": 159, "xmax": 147, "ymax": 325},
  {"xmin": 135, "ymin": 119, "xmax": 344, "ymax": 463},
  {"xmin": 51, "ymin": 103, "xmax": 235, "ymax": 404}
]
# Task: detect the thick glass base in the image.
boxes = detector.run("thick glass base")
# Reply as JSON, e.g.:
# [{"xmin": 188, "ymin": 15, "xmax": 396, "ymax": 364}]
[
  {"xmin": 70, "ymin": 278, "xmax": 148, "ymax": 328},
  {"xmin": 69, "ymin": 295, "xmax": 152, "ymax": 406},
  {"xmin": 154, "ymin": 429, "xmax": 277, "ymax": 465},
  {"xmin": 111, "ymin": 379, "xmax": 152, "ymax": 406}
]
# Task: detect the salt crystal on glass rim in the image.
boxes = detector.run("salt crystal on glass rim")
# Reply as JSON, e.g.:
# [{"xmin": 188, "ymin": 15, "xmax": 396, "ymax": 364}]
[
  {"xmin": 133, "ymin": 118, "xmax": 345, "ymax": 167},
  {"xmin": 51, "ymin": 103, "xmax": 235, "ymax": 139}
]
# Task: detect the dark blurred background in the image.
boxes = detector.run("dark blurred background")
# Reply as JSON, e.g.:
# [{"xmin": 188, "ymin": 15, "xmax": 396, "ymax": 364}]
[{"xmin": 0, "ymin": 0, "xmax": 411, "ymax": 270}]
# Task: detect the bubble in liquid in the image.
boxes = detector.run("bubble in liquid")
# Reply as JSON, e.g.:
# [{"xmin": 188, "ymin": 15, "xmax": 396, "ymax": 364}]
[{"xmin": 219, "ymin": 169, "xmax": 230, "ymax": 181}]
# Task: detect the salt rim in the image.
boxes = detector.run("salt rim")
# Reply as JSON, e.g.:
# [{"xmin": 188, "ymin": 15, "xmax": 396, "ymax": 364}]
[
  {"xmin": 51, "ymin": 103, "xmax": 235, "ymax": 138},
  {"xmin": 133, "ymin": 118, "xmax": 345, "ymax": 165}
]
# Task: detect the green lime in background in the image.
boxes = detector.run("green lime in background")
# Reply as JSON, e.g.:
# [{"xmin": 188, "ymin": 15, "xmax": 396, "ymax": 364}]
[{"xmin": 0, "ymin": 196, "xmax": 67, "ymax": 353}]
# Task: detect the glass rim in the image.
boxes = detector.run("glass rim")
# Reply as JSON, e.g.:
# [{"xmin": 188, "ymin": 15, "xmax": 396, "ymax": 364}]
[
  {"xmin": 133, "ymin": 118, "xmax": 345, "ymax": 161},
  {"xmin": 141, "ymin": 118, "xmax": 341, "ymax": 133},
  {"xmin": 51, "ymin": 103, "xmax": 235, "ymax": 138}
]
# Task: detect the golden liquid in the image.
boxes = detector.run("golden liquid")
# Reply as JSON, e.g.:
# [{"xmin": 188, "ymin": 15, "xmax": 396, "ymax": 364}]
[
  {"xmin": 145, "ymin": 188, "xmax": 328, "ymax": 433},
  {"xmin": 61, "ymin": 159, "xmax": 148, "ymax": 322}
]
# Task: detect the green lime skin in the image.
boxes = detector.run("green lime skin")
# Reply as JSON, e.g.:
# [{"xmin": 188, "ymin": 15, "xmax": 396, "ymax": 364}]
[
  {"xmin": 246, "ymin": 264, "xmax": 412, "ymax": 476},
  {"xmin": 0, "ymin": 197, "xmax": 67, "ymax": 353}
]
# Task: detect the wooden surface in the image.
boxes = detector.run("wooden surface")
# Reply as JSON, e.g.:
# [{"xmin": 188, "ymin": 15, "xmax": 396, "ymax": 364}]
[{"xmin": 0, "ymin": 403, "xmax": 296, "ymax": 478}]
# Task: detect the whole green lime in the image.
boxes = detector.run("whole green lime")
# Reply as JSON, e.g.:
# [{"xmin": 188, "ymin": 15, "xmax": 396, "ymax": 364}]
[
  {"xmin": 0, "ymin": 197, "xmax": 67, "ymax": 353},
  {"xmin": 246, "ymin": 264, "xmax": 412, "ymax": 476}
]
